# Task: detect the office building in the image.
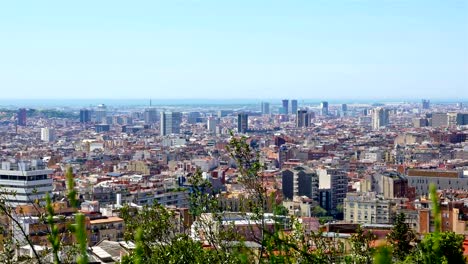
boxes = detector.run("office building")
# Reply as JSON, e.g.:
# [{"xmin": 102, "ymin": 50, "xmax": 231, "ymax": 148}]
[
  {"xmin": 282, "ymin": 99, "xmax": 289, "ymax": 115},
  {"xmin": 95, "ymin": 124, "xmax": 110, "ymax": 133},
  {"xmin": 17, "ymin": 108, "xmax": 27, "ymax": 126},
  {"xmin": 0, "ymin": 160, "xmax": 53, "ymax": 207},
  {"xmin": 413, "ymin": 118, "xmax": 428, "ymax": 128},
  {"xmin": 207, "ymin": 117, "xmax": 219, "ymax": 134},
  {"xmin": 80, "ymin": 109, "xmax": 91, "ymax": 123},
  {"xmin": 237, "ymin": 113, "xmax": 248, "ymax": 133},
  {"xmin": 447, "ymin": 112, "xmax": 468, "ymax": 126},
  {"xmin": 187, "ymin": 112, "xmax": 201, "ymax": 124},
  {"xmin": 320, "ymin": 101, "xmax": 329, "ymax": 116},
  {"xmin": 341, "ymin": 104, "xmax": 348, "ymax": 112},
  {"xmin": 431, "ymin": 113, "xmax": 448, "ymax": 128},
  {"xmin": 407, "ymin": 169, "xmax": 468, "ymax": 196},
  {"xmin": 282, "ymin": 166, "xmax": 319, "ymax": 201},
  {"xmin": 95, "ymin": 104, "xmax": 107, "ymax": 123},
  {"xmin": 317, "ymin": 168, "xmax": 348, "ymax": 211},
  {"xmin": 160, "ymin": 112, "xmax": 182, "ymax": 136},
  {"xmin": 261, "ymin": 102, "xmax": 270, "ymax": 115},
  {"xmin": 371, "ymin": 107, "xmax": 390, "ymax": 130},
  {"xmin": 341, "ymin": 104, "xmax": 348, "ymax": 117},
  {"xmin": 217, "ymin": 110, "xmax": 232, "ymax": 118},
  {"xmin": 291, "ymin": 100, "xmax": 298, "ymax": 115},
  {"xmin": 422, "ymin": 99, "xmax": 430, "ymax": 110},
  {"xmin": 296, "ymin": 109, "xmax": 311, "ymax": 128},
  {"xmin": 144, "ymin": 108, "xmax": 158, "ymax": 124},
  {"xmin": 40, "ymin": 128, "xmax": 55, "ymax": 142}
]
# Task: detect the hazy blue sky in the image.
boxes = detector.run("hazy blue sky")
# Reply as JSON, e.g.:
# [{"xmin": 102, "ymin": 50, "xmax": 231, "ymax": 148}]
[{"xmin": 0, "ymin": 0, "xmax": 467, "ymax": 100}]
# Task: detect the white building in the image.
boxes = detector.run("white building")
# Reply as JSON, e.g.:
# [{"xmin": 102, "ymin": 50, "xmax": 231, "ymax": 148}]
[
  {"xmin": 343, "ymin": 192, "xmax": 394, "ymax": 224},
  {"xmin": 40, "ymin": 127, "xmax": 55, "ymax": 142},
  {"xmin": 207, "ymin": 117, "xmax": 219, "ymax": 134},
  {"xmin": 0, "ymin": 160, "xmax": 53, "ymax": 207}
]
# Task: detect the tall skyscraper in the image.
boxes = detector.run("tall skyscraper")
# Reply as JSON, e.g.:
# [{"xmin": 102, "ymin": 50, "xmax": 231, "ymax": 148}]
[
  {"xmin": 282, "ymin": 99, "xmax": 289, "ymax": 115},
  {"xmin": 371, "ymin": 107, "xmax": 390, "ymax": 130},
  {"xmin": 80, "ymin": 109, "xmax": 91, "ymax": 123},
  {"xmin": 95, "ymin": 104, "xmax": 107, "ymax": 123},
  {"xmin": 187, "ymin": 112, "xmax": 201, "ymax": 124},
  {"xmin": 17, "ymin": 108, "xmax": 27, "ymax": 126},
  {"xmin": 296, "ymin": 109, "xmax": 311, "ymax": 128},
  {"xmin": 422, "ymin": 99, "xmax": 430, "ymax": 110},
  {"xmin": 160, "ymin": 112, "xmax": 182, "ymax": 136},
  {"xmin": 320, "ymin": 101, "xmax": 329, "ymax": 116},
  {"xmin": 237, "ymin": 113, "xmax": 248, "ymax": 133},
  {"xmin": 207, "ymin": 117, "xmax": 219, "ymax": 134},
  {"xmin": 41, "ymin": 127, "xmax": 56, "ymax": 142},
  {"xmin": 291, "ymin": 100, "xmax": 298, "ymax": 115},
  {"xmin": 341, "ymin": 104, "xmax": 347, "ymax": 112},
  {"xmin": 144, "ymin": 108, "xmax": 158, "ymax": 124},
  {"xmin": 261, "ymin": 102, "xmax": 270, "ymax": 115},
  {"xmin": 341, "ymin": 104, "xmax": 348, "ymax": 117}
]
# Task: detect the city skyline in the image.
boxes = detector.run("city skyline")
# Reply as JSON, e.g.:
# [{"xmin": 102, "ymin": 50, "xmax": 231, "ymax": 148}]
[{"xmin": 0, "ymin": 1, "xmax": 466, "ymax": 100}]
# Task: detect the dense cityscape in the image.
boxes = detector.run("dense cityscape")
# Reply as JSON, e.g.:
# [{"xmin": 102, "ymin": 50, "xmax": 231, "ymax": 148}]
[{"xmin": 0, "ymin": 99, "xmax": 467, "ymax": 262}]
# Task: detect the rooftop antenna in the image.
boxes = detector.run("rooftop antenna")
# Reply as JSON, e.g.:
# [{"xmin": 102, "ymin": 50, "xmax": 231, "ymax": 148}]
[{"xmin": 150, "ymin": 98, "xmax": 152, "ymax": 107}]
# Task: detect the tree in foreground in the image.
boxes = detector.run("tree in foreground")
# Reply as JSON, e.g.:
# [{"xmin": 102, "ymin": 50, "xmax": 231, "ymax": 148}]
[
  {"xmin": 395, "ymin": 185, "xmax": 464, "ymax": 264},
  {"xmin": 386, "ymin": 213, "xmax": 416, "ymax": 262}
]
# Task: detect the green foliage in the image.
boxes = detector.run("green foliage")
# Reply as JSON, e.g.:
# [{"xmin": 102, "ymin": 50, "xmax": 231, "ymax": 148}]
[
  {"xmin": 373, "ymin": 246, "xmax": 392, "ymax": 264},
  {"xmin": 74, "ymin": 213, "xmax": 88, "ymax": 264},
  {"xmin": 123, "ymin": 234, "xmax": 247, "ymax": 264},
  {"xmin": 188, "ymin": 169, "xmax": 219, "ymax": 217},
  {"xmin": 347, "ymin": 226, "xmax": 376, "ymax": 264},
  {"xmin": 395, "ymin": 184, "xmax": 466, "ymax": 264},
  {"xmin": 0, "ymin": 230, "xmax": 17, "ymax": 264},
  {"xmin": 416, "ymin": 231, "xmax": 465, "ymax": 264},
  {"xmin": 311, "ymin": 205, "xmax": 327, "ymax": 217},
  {"xmin": 272, "ymin": 204, "xmax": 289, "ymax": 216},
  {"xmin": 429, "ymin": 184, "xmax": 441, "ymax": 233},
  {"xmin": 121, "ymin": 202, "xmax": 177, "ymax": 255},
  {"xmin": 45, "ymin": 193, "xmax": 60, "ymax": 264},
  {"xmin": 386, "ymin": 213, "xmax": 416, "ymax": 261},
  {"xmin": 66, "ymin": 167, "xmax": 77, "ymax": 208}
]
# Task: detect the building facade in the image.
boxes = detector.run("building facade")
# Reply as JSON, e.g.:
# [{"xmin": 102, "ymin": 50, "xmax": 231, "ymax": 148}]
[
  {"xmin": 161, "ymin": 112, "xmax": 182, "ymax": 136},
  {"xmin": 0, "ymin": 160, "xmax": 53, "ymax": 207},
  {"xmin": 343, "ymin": 192, "xmax": 394, "ymax": 224},
  {"xmin": 237, "ymin": 113, "xmax": 248, "ymax": 133}
]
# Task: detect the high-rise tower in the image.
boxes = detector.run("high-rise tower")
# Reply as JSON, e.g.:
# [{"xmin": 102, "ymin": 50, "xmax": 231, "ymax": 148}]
[
  {"xmin": 80, "ymin": 109, "xmax": 91, "ymax": 123},
  {"xmin": 261, "ymin": 102, "xmax": 270, "ymax": 115},
  {"xmin": 17, "ymin": 108, "xmax": 27, "ymax": 126},
  {"xmin": 371, "ymin": 107, "xmax": 390, "ymax": 130},
  {"xmin": 282, "ymin": 99, "xmax": 289, "ymax": 115},
  {"xmin": 320, "ymin": 101, "xmax": 329, "ymax": 116},
  {"xmin": 144, "ymin": 108, "xmax": 158, "ymax": 124},
  {"xmin": 291, "ymin": 100, "xmax": 298, "ymax": 114},
  {"xmin": 296, "ymin": 109, "xmax": 311, "ymax": 128},
  {"xmin": 237, "ymin": 113, "xmax": 248, "ymax": 133},
  {"xmin": 160, "ymin": 112, "xmax": 182, "ymax": 136}
]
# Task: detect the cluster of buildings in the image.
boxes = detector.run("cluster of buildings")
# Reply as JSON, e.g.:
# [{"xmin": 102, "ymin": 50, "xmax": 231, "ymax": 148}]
[{"xmin": 0, "ymin": 99, "xmax": 467, "ymax": 261}]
